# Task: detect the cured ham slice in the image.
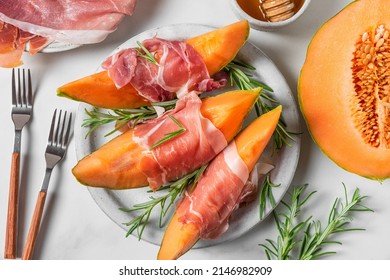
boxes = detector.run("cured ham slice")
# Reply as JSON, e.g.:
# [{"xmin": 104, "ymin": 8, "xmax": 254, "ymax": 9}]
[
  {"xmin": 0, "ymin": 0, "xmax": 137, "ymax": 44},
  {"xmin": 176, "ymin": 141, "xmax": 250, "ymax": 239},
  {"xmin": 102, "ymin": 38, "xmax": 227, "ymax": 102},
  {"xmin": 133, "ymin": 93, "xmax": 227, "ymax": 191},
  {"xmin": 0, "ymin": 21, "xmax": 17, "ymax": 53},
  {"xmin": 0, "ymin": 1, "xmax": 137, "ymax": 67},
  {"xmin": 0, "ymin": 20, "xmax": 50, "ymax": 67},
  {"xmin": 0, "ymin": 22, "xmax": 23, "ymax": 67},
  {"xmin": 26, "ymin": 35, "xmax": 50, "ymax": 55}
]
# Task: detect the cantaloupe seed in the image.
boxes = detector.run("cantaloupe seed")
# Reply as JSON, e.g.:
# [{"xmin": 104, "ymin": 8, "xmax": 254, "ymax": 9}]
[{"xmin": 352, "ymin": 24, "xmax": 390, "ymax": 148}]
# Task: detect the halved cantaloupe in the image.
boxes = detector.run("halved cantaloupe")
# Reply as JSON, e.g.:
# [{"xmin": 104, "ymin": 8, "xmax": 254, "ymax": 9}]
[
  {"xmin": 157, "ymin": 106, "xmax": 282, "ymax": 260},
  {"xmin": 299, "ymin": 0, "xmax": 390, "ymax": 180},
  {"xmin": 72, "ymin": 88, "xmax": 260, "ymax": 189},
  {"xmin": 57, "ymin": 20, "xmax": 249, "ymax": 109}
]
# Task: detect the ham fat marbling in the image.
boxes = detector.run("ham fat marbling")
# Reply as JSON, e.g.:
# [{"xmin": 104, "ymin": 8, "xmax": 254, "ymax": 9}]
[
  {"xmin": 102, "ymin": 38, "xmax": 227, "ymax": 102},
  {"xmin": 133, "ymin": 93, "xmax": 227, "ymax": 191},
  {"xmin": 176, "ymin": 141, "xmax": 253, "ymax": 240}
]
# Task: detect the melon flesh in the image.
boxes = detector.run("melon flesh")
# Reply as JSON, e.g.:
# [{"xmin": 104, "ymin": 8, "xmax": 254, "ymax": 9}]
[{"xmin": 299, "ymin": 0, "xmax": 390, "ymax": 180}]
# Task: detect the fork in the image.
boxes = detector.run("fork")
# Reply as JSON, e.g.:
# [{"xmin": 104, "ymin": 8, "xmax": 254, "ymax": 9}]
[
  {"xmin": 21, "ymin": 109, "xmax": 72, "ymax": 260},
  {"xmin": 4, "ymin": 69, "xmax": 33, "ymax": 259}
]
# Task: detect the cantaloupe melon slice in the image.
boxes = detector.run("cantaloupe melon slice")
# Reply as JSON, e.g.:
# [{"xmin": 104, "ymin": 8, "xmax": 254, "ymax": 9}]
[
  {"xmin": 299, "ymin": 0, "xmax": 390, "ymax": 180},
  {"xmin": 57, "ymin": 20, "xmax": 249, "ymax": 109}
]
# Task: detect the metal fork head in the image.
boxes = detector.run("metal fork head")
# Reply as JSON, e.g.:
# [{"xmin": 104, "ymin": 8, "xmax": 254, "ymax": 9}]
[
  {"xmin": 11, "ymin": 68, "xmax": 33, "ymax": 130},
  {"xmin": 45, "ymin": 109, "xmax": 72, "ymax": 169}
]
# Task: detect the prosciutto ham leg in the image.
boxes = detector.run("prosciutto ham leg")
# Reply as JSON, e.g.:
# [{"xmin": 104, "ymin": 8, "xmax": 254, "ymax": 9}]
[{"xmin": 158, "ymin": 106, "xmax": 282, "ymax": 260}]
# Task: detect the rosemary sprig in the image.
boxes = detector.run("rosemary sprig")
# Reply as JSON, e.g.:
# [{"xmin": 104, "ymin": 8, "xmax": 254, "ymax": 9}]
[
  {"xmin": 82, "ymin": 107, "xmax": 154, "ymax": 137},
  {"xmin": 224, "ymin": 60, "xmax": 296, "ymax": 152},
  {"xmin": 299, "ymin": 186, "xmax": 373, "ymax": 260},
  {"xmin": 150, "ymin": 116, "xmax": 187, "ymax": 150},
  {"xmin": 260, "ymin": 185, "xmax": 315, "ymax": 260},
  {"xmin": 136, "ymin": 41, "xmax": 159, "ymax": 65},
  {"xmin": 224, "ymin": 60, "xmax": 273, "ymax": 92},
  {"xmin": 82, "ymin": 99, "xmax": 177, "ymax": 137},
  {"xmin": 120, "ymin": 165, "xmax": 207, "ymax": 240},
  {"xmin": 259, "ymin": 174, "xmax": 280, "ymax": 220},
  {"xmin": 259, "ymin": 184, "xmax": 373, "ymax": 260}
]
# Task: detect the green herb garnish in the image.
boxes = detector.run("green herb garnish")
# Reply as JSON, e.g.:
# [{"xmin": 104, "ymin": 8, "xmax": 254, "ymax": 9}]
[
  {"xmin": 136, "ymin": 41, "xmax": 159, "ymax": 65},
  {"xmin": 299, "ymin": 186, "xmax": 373, "ymax": 260},
  {"xmin": 259, "ymin": 174, "xmax": 280, "ymax": 220},
  {"xmin": 120, "ymin": 166, "xmax": 207, "ymax": 240},
  {"xmin": 82, "ymin": 99, "xmax": 177, "ymax": 138},
  {"xmin": 260, "ymin": 184, "xmax": 373, "ymax": 260},
  {"xmin": 225, "ymin": 60, "xmax": 274, "ymax": 92},
  {"xmin": 260, "ymin": 185, "xmax": 315, "ymax": 260},
  {"xmin": 150, "ymin": 115, "xmax": 187, "ymax": 150}
]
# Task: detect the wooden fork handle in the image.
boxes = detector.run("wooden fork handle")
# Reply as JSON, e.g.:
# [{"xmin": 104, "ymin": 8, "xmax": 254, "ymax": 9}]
[
  {"xmin": 22, "ymin": 191, "xmax": 47, "ymax": 260},
  {"xmin": 4, "ymin": 152, "xmax": 20, "ymax": 259}
]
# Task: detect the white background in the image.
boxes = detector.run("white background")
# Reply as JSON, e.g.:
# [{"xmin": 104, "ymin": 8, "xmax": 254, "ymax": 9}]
[{"xmin": 1, "ymin": 0, "xmax": 389, "ymax": 260}]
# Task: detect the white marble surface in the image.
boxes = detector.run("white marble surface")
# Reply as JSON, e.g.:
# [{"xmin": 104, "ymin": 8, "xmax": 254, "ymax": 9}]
[{"xmin": 1, "ymin": 0, "xmax": 390, "ymax": 260}]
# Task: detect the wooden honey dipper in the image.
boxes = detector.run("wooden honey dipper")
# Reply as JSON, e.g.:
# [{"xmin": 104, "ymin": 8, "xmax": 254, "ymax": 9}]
[{"xmin": 259, "ymin": 0, "xmax": 295, "ymax": 22}]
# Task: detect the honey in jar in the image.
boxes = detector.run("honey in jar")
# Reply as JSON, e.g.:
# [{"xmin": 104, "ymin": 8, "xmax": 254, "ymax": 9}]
[{"xmin": 236, "ymin": 0, "xmax": 304, "ymax": 22}]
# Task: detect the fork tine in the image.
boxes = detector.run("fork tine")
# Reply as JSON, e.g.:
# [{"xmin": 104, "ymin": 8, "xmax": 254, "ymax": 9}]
[
  {"xmin": 11, "ymin": 69, "xmax": 16, "ymax": 106},
  {"xmin": 27, "ymin": 69, "xmax": 32, "ymax": 107},
  {"xmin": 54, "ymin": 110, "xmax": 62, "ymax": 145},
  {"xmin": 17, "ymin": 69, "xmax": 21, "ymax": 107},
  {"xmin": 22, "ymin": 69, "xmax": 26, "ymax": 106},
  {"xmin": 58, "ymin": 111, "xmax": 67, "ymax": 146},
  {"xmin": 63, "ymin": 113, "xmax": 72, "ymax": 147},
  {"xmin": 48, "ymin": 109, "xmax": 57, "ymax": 145}
]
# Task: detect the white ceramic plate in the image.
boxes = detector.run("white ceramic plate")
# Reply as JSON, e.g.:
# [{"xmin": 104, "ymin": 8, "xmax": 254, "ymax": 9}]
[
  {"xmin": 74, "ymin": 23, "xmax": 301, "ymax": 248},
  {"xmin": 41, "ymin": 41, "xmax": 81, "ymax": 53},
  {"xmin": 25, "ymin": 41, "xmax": 81, "ymax": 53}
]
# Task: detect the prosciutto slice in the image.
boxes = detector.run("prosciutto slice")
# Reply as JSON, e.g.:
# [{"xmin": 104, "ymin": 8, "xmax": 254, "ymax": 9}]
[
  {"xmin": 133, "ymin": 93, "xmax": 227, "ymax": 191},
  {"xmin": 176, "ymin": 141, "xmax": 252, "ymax": 240},
  {"xmin": 0, "ymin": 0, "xmax": 137, "ymax": 44},
  {"xmin": 0, "ymin": 22, "xmax": 23, "ymax": 67},
  {"xmin": 0, "ymin": 1, "xmax": 136, "ymax": 67},
  {"xmin": 102, "ymin": 38, "xmax": 227, "ymax": 102},
  {"xmin": 0, "ymin": 20, "xmax": 50, "ymax": 67}
]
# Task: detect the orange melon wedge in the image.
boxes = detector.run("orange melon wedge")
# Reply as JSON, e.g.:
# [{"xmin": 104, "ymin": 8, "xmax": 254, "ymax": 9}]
[{"xmin": 57, "ymin": 20, "xmax": 249, "ymax": 109}]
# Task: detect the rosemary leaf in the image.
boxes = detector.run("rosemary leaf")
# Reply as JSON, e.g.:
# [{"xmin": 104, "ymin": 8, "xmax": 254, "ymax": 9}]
[
  {"xmin": 136, "ymin": 41, "xmax": 159, "ymax": 65},
  {"xmin": 229, "ymin": 59, "xmax": 256, "ymax": 70},
  {"xmin": 259, "ymin": 175, "xmax": 280, "ymax": 220},
  {"xmin": 82, "ymin": 100, "xmax": 177, "ymax": 138},
  {"xmin": 149, "ymin": 116, "xmax": 186, "ymax": 150}
]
